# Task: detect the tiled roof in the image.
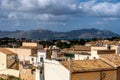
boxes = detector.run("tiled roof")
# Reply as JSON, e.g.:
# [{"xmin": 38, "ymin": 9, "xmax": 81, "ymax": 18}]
[
  {"xmin": 63, "ymin": 51, "xmax": 91, "ymax": 55},
  {"xmin": 0, "ymin": 48, "xmax": 16, "ymax": 55},
  {"xmin": 73, "ymin": 45, "xmax": 91, "ymax": 51},
  {"xmin": 60, "ymin": 59, "xmax": 114, "ymax": 73},
  {"xmin": 100, "ymin": 54, "xmax": 120, "ymax": 67},
  {"xmin": 86, "ymin": 40, "xmax": 119, "ymax": 46}
]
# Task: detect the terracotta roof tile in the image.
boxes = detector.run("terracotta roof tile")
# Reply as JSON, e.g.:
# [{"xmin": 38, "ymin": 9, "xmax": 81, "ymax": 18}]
[
  {"xmin": 60, "ymin": 59, "xmax": 114, "ymax": 73},
  {"xmin": 100, "ymin": 54, "xmax": 120, "ymax": 67}
]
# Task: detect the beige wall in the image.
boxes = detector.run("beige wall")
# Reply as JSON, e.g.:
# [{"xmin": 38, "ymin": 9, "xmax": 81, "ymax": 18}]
[
  {"xmin": 22, "ymin": 42, "xmax": 38, "ymax": 47},
  {"xmin": 6, "ymin": 48, "xmax": 32, "ymax": 61},
  {"xmin": 0, "ymin": 52, "xmax": 6, "ymax": 70},
  {"xmin": 72, "ymin": 70, "xmax": 117, "ymax": 80}
]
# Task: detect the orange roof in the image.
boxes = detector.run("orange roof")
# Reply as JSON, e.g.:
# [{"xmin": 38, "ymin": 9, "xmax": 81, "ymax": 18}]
[
  {"xmin": 0, "ymin": 48, "xmax": 16, "ymax": 55},
  {"xmin": 60, "ymin": 59, "xmax": 114, "ymax": 73},
  {"xmin": 100, "ymin": 54, "xmax": 120, "ymax": 67}
]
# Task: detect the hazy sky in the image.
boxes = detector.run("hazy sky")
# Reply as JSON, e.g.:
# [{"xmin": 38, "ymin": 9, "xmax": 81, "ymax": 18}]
[{"xmin": 0, "ymin": 0, "xmax": 120, "ymax": 34}]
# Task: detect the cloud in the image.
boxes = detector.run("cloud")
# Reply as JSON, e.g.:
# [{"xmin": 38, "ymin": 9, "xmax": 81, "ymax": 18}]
[
  {"xmin": 79, "ymin": 0, "xmax": 120, "ymax": 16},
  {"xmin": 1, "ymin": 0, "xmax": 120, "ymax": 20},
  {"xmin": 0, "ymin": 0, "xmax": 120, "ymax": 32},
  {"xmin": 1, "ymin": 0, "xmax": 79, "ymax": 15}
]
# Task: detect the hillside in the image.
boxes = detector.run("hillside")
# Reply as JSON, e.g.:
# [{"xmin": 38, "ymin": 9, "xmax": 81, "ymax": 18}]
[{"xmin": 0, "ymin": 28, "xmax": 119, "ymax": 39}]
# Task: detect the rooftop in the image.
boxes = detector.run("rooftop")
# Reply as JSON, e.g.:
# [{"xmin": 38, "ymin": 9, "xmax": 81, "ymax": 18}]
[
  {"xmin": 63, "ymin": 51, "xmax": 91, "ymax": 55},
  {"xmin": 60, "ymin": 59, "xmax": 114, "ymax": 73},
  {"xmin": 86, "ymin": 40, "xmax": 119, "ymax": 46},
  {"xmin": 0, "ymin": 48, "xmax": 16, "ymax": 55},
  {"xmin": 100, "ymin": 54, "xmax": 120, "ymax": 67},
  {"xmin": 72, "ymin": 45, "xmax": 91, "ymax": 51}
]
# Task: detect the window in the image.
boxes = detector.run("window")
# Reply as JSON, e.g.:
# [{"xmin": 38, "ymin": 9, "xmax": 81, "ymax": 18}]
[
  {"xmin": 40, "ymin": 57, "xmax": 43, "ymax": 62},
  {"xmin": 31, "ymin": 58, "xmax": 34, "ymax": 61}
]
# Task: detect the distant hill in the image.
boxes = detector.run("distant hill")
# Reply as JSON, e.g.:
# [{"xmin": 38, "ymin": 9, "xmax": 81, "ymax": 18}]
[{"xmin": 0, "ymin": 28, "xmax": 119, "ymax": 39}]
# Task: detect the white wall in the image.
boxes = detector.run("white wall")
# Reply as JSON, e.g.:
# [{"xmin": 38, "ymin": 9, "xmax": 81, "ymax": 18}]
[
  {"xmin": 37, "ymin": 50, "xmax": 46, "ymax": 66},
  {"xmin": 90, "ymin": 50, "xmax": 99, "ymax": 59},
  {"xmin": 44, "ymin": 59, "xmax": 70, "ymax": 80},
  {"xmin": 74, "ymin": 54, "xmax": 90, "ymax": 60},
  {"xmin": 0, "ymin": 53, "xmax": 6, "ymax": 70},
  {"xmin": 0, "ymin": 69, "xmax": 19, "ymax": 77}
]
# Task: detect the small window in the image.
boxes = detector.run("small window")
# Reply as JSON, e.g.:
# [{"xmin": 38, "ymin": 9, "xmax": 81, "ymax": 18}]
[
  {"xmin": 31, "ymin": 58, "xmax": 34, "ymax": 61},
  {"xmin": 40, "ymin": 57, "xmax": 43, "ymax": 62}
]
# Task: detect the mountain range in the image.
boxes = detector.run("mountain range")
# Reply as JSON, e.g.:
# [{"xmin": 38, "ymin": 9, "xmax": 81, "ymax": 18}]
[{"xmin": 0, "ymin": 28, "xmax": 119, "ymax": 39}]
